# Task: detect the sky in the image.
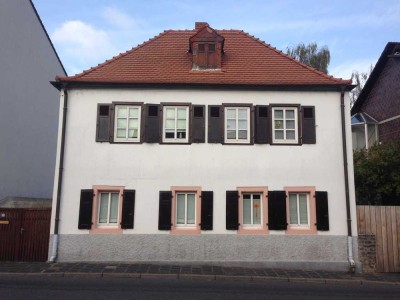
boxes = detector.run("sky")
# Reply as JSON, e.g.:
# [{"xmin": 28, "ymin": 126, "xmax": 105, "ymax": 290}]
[{"xmin": 32, "ymin": 0, "xmax": 399, "ymax": 80}]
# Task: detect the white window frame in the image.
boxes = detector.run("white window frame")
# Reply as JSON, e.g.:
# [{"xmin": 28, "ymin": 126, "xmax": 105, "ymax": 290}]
[
  {"xmin": 97, "ymin": 192, "xmax": 120, "ymax": 226},
  {"xmin": 272, "ymin": 107, "xmax": 298, "ymax": 144},
  {"xmin": 224, "ymin": 107, "xmax": 251, "ymax": 144},
  {"xmin": 114, "ymin": 105, "xmax": 141, "ymax": 142},
  {"xmin": 288, "ymin": 193, "xmax": 310, "ymax": 227},
  {"xmin": 242, "ymin": 193, "xmax": 262, "ymax": 228},
  {"xmin": 175, "ymin": 192, "xmax": 197, "ymax": 227},
  {"xmin": 162, "ymin": 106, "xmax": 189, "ymax": 143}
]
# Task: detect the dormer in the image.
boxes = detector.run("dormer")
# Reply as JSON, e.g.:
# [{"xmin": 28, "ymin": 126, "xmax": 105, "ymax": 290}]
[{"xmin": 189, "ymin": 22, "xmax": 224, "ymax": 70}]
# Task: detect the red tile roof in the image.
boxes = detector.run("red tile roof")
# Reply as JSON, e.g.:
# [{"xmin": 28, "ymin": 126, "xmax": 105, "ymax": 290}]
[{"xmin": 56, "ymin": 28, "xmax": 351, "ymax": 86}]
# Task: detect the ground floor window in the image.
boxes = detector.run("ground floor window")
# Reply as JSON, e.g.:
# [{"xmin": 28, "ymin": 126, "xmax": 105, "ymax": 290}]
[
  {"xmin": 242, "ymin": 193, "xmax": 262, "ymax": 226},
  {"xmin": 98, "ymin": 192, "xmax": 120, "ymax": 225},
  {"xmin": 288, "ymin": 193, "xmax": 309, "ymax": 226},
  {"xmin": 176, "ymin": 192, "xmax": 196, "ymax": 226}
]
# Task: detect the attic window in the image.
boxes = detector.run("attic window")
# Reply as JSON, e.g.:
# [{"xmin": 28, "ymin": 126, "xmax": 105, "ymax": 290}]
[
  {"xmin": 208, "ymin": 44, "xmax": 216, "ymax": 52},
  {"xmin": 198, "ymin": 44, "xmax": 205, "ymax": 53}
]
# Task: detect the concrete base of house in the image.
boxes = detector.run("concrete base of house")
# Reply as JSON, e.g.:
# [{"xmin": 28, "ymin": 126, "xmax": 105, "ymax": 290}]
[{"xmin": 49, "ymin": 234, "xmax": 360, "ymax": 272}]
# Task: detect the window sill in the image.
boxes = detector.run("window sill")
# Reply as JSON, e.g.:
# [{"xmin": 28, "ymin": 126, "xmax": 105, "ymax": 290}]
[
  {"xmin": 90, "ymin": 227, "xmax": 123, "ymax": 234},
  {"xmin": 171, "ymin": 227, "xmax": 201, "ymax": 235},
  {"xmin": 285, "ymin": 226, "xmax": 317, "ymax": 235},
  {"xmin": 238, "ymin": 228, "xmax": 269, "ymax": 235}
]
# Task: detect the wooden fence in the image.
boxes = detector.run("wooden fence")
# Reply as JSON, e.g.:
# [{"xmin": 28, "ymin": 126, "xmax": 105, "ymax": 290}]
[{"xmin": 357, "ymin": 206, "xmax": 400, "ymax": 272}]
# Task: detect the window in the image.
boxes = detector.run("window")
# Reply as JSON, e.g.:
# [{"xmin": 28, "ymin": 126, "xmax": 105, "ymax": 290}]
[
  {"xmin": 176, "ymin": 193, "xmax": 196, "ymax": 227},
  {"xmin": 114, "ymin": 105, "xmax": 141, "ymax": 142},
  {"xmin": 98, "ymin": 192, "xmax": 119, "ymax": 225},
  {"xmin": 242, "ymin": 193, "xmax": 262, "ymax": 227},
  {"xmin": 272, "ymin": 107, "xmax": 298, "ymax": 144},
  {"xmin": 225, "ymin": 107, "xmax": 250, "ymax": 143},
  {"xmin": 288, "ymin": 193, "xmax": 309, "ymax": 226},
  {"xmin": 163, "ymin": 106, "xmax": 189, "ymax": 143}
]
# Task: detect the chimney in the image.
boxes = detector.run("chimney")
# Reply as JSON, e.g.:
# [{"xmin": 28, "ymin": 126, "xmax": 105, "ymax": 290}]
[{"xmin": 195, "ymin": 22, "xmax": 209, "ymax": 30}]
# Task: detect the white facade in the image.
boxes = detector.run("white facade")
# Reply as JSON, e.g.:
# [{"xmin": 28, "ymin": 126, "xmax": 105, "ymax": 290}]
[{"xmin": 50, "ymin": 87, "xmax": 358, "ymax": 270}]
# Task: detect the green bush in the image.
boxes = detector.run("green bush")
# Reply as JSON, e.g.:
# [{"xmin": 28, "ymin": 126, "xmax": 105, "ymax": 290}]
[{"xmin": 353, "ymin": 141, "xmax": 400, "ymax": 205}]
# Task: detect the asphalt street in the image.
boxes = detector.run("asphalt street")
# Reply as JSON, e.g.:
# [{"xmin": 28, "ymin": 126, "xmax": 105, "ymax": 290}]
[{"xmin": 1, "ymin": 275, "xmax": 399, "ymax": 300}]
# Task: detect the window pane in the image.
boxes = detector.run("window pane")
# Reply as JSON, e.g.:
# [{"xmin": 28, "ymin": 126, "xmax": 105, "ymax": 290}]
[
  {"xmin": 275, "ymin": 130, "xmax": 284, "ymax": 139},
  {"xmin": 238, "ymin": 109, "xmax": 247, "ymax": 119},
  {"xmin": 165, "ymin": 119, "xmax": 175, "ymax": 129},
  {"xmin": 177, "ymin": 194, "xmax": 185, "ymax": 224},
  {"xmin": 177, "ymin": 119, "xmax": 186, "ymax": 129},
  {"xmin": 238, "ymin": 120, "xmax": 247, "ymax": 130},
  {"xmin": 289, "ymin": 194, "xmax": 298, "ymax": 225},
  {"xmin": 177, "ymin": 130, "xmax": 186, "ymax": 139},
  {"xmin": 117, "ymin": 119, "xmax": 127, "ymax": 128},
  {"xmin": 226, "ymin": 109, "xmax": 236, "ymax": 119},
  {"xmin": 128, "ymin": 119, "xmax": 138, "ymax": 129},
  {"xmin": 243, "ymin": 198, "xmax": 251, "ymax": 224},
  {"xmin": 286, "ymin": 110, "xmax": 295, "ymax": 119},
  {"xmin": 128, "ymin": 129, "xmax": 138, "ymax": 138},
  {"xmin": 117, "ymin": 129, "xmax": 126, "ymax": 138},
  {"xmin": 129, "ymin": 108, "xmax": 139, "ymax": 118},
  {"xmin": 274, "ymin": 110, "xmax": 283, "ymax": 119},
  {"xmin": 227, "ymin": 119, "xmax": 236, "ymax": 130},
  {"xmin": 227, "ymin": 130, "xmax": 236, "ymax": 139},
  {"xmin": 177, "ymin": 108, "xmax": 187, "ymax": 119},
  {"xmin": 299, "ymin": 194, "xmax": 308, "ymax": 225},
  {"xmin": 286, "ymin": 120, "xmax": 295, "ymax": 129},
  {"xmin": 274, "ymin": 120, "xmax": 283, "ymax": 129},
  {"xmin": 99, "ymin": 194, "xmax": 109, "ymax": 223},
  {"xmin": 253, "ymin": 198, "xmax": 261, "ymax": 224},
  {"xmin": 286, "ymin": 130, "xmax": 296, "ymax": 140},
  {"xmin": 109, "ymin": 193, "xmax": 119, "ymax": 223},
  {"xmin": 117, "ymin": 107, "xmax": 127, "ymax": 118},
  {"xmin": 238, "ymin": 130, "xmax": 247, "ymax": 139},
  {"xmin": 187, "ymin": 194, "xmax": 195, "ymax": 224},
  {"xmin": 166, "ymin": 108, "xmax": 175, "ymax": 118},
  {"xmin": 165, "ymin": 130, "xmax": 174, "ymax": 139},
  {"xmin": 243, "ymin": 194, "xmax": 251, "ymax": 200}
]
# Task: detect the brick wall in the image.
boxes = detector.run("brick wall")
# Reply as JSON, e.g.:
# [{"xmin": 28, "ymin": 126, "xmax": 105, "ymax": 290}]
[
  {"xmin": 358, "ymin": 234, "xmax": 376, "ymax": 273},
  {"xmin": 379, "ymin": 117, "xmax": 400, "ymax": 143}
]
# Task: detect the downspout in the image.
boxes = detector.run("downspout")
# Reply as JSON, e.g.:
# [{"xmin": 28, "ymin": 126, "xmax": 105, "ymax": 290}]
[
  {"xmin": 49, "ymin": 88, "xmax": 68, "ymax": 262},
  {"xmin": 340, "ymin": 87, "xmax": 355, "ymax": 273}
]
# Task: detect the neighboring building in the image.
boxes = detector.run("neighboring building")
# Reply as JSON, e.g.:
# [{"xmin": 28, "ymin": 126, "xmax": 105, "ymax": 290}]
[
  {"xmin": 351, "ymin": 42, "xmax": 400, "ymax": 149},
  {"xmin": 0, "ymin": 0, "xmax": 66, "ymax": 201},
  {"xmin": 50, "ymin": 22, "xmax": 358, "ymax": 271}
]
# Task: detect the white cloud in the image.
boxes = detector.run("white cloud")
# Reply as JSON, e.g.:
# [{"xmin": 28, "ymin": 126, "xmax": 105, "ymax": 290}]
[
  {"xmin": 330, "ymin": 59, "xmax": 376, "ymax": 80},
  {"xmin": 51, "ymin": 21, "xmax": 118, "ymax": 74},
  {"xmin": 102, "ymin": 7, "xmax": 135, "ymax": 29}
]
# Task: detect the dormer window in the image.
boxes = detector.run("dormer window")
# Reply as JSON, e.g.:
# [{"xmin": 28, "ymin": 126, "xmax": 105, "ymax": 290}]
[{"xmin": 189, "ymin": 22, "xmax": 224, "ymax": 70}]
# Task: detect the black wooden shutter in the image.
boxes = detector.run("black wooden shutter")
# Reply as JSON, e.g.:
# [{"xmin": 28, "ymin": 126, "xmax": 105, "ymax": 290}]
[
  {"xmin": 144, "ymin": 104, "xmax": 161, "ymax": 143},
  {"xmin": 78, "ymin": 189, "xmax": 94, "ymax": 229},
  {"xmin": 158, "ymin": 191, "xmax": 172, "ymax": 230},
  {"xmin": 255, "ymin": 105, "xmax": 270, "ymax": 144},
  {"xmin": 191, "ymin": 105, "xmax": 206, "ymax": 143},
  {"xmin": 121, "ymin": 189, "xmax": 135, "ymax": 229},
  {"xmin": 200, "ymin": 191, "xmax": 213, "ymax": 230},
  {"xmin": 208, "ymin": 105, "xmax": 223, "ymax": 143},
  {"xmin": 96, "ymin": 104, "xmax": 111, "ymax": 142},
  {"xmin": 226, "ymin": 190, "xmax": 239, "ymax": 230},
  {"xmin": 301, "ymin": 106, "xmax": 316, "ymax": 144},
  {"xmin": 315, "ymin": 191, "xmax": 329, "ymax": 231},
  {"xmin": 268, "ymin": 191, "xmax": 287, "ymax": 230}
]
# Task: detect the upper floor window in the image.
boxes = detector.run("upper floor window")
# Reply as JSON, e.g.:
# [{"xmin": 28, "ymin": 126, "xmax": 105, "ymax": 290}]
[
  {"xmin": 224, "ymin": 107, "xmax": 250, "ymax": 144},
  {"xmin": 163, "ymin": 106, "xmax": 189, "ymax": 143},
  {"xmin": 114, "ymin": 105, "xmax": 141, "ymax": 142},
  {"xmin": 272, "ymin": 107, "xmax": 298, "ymax": 144}
]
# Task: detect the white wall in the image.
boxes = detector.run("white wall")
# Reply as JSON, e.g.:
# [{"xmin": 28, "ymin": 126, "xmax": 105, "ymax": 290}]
[{"xmin": 51, "ymin": 88, "xmax": 357, "ymax": 237}]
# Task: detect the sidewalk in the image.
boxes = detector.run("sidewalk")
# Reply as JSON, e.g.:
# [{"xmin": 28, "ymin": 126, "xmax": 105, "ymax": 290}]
[{"xmin": 0, "ymin": 262, "xmax": 399, "ymax": 285}]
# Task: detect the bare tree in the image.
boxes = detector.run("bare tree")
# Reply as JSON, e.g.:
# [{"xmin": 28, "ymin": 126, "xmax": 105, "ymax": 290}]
[
  {"xmin": 286, "ymin": 42, "xmax": 330, "ymax": 74},
  {"xmin": 350, "ymin": 65, "xmax": 373, "ymax": 107}
]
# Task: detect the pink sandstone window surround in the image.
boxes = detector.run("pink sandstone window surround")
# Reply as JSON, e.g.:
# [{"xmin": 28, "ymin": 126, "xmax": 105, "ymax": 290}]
[
  {"xmin": 284, "ymin": 186, "xmax": 317, "ymax": 235},
  {"xmin": 237, "ymin": 187, "xmax": 269, "ymax": 235},
  {"xmin": 170, "ymin": 186, "xmax": 202, "ymax": 235},
  {"xmin": 90, "ymin": 185, "xmax": 124, "ymax": 234}
]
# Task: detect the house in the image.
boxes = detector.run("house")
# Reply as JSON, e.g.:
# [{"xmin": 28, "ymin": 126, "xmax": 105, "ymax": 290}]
[
  {"xmin": 351, "ymin": 42, "xmax": 400, "ymax": 149},
  {"xmin": 0, "ymin": 0, "xmax": 66, "ymax": 202},
  {"xmin": 49, "ymin": 22, "xmax": 358, "ymax": 271}
]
